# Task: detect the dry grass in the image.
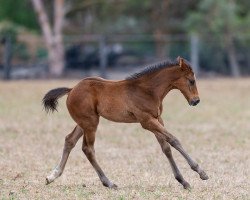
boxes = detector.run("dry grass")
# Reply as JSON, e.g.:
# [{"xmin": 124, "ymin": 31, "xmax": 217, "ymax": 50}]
[{"xmin": 0, "ymin": 78, "xmax": 249, "ymax": 200}]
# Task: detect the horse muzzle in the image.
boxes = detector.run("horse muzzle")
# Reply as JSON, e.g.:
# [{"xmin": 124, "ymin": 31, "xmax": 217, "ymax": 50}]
[{"xmin": 189, "ymin": 98, "xmax": 200, "ymax": 106}]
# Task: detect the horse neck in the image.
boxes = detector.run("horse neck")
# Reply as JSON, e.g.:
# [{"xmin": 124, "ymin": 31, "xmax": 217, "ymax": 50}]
[{"xmin": 136, "ymin": 66, "xmax": 181, "ymax": 100}]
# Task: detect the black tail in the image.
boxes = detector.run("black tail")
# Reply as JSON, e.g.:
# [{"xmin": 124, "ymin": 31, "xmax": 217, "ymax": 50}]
[{"xmin": 42, "ymin": 87, "xmax": 72, "ymax": 113}]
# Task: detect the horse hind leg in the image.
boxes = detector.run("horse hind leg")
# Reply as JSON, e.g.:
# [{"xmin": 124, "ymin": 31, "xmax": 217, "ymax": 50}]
[
  {"xmin": 46, "ymin": 125, "xmax": 83, "ymax": 184},
  {"xmin": 80, "ymin": 119, "xmax": 117, "ymax": 189}
]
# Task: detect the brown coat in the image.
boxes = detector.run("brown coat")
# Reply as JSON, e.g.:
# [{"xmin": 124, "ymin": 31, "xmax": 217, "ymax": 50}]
[{"xmin": 43, "ymin": 57, "xmax": 208, "ymax": 189}]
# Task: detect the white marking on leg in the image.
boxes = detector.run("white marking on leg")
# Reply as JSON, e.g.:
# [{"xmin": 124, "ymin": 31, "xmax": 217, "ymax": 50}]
[{"xmin": 46, "ymin": 167, "xmax": 62, "ymax": 184}]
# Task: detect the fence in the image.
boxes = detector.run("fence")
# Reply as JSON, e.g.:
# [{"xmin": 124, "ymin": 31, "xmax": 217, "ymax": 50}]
[
  {"xmin": 1, "ymin": 33, "xmax": 250, "ymax": 79},
  {"xmin": 63, "ymin": 34, "xmax": 199, "ymax": 78}
]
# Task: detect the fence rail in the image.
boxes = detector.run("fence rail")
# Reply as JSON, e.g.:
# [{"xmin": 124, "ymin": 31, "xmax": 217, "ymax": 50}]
[{"xmin": 1, "ymin": 33, "xmax": 250, "ymax": 79}]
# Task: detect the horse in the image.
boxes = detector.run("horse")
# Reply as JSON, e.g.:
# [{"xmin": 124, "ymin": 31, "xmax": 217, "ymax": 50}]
[{"xmin": 43, "ymin": 57, "xmax": 208, "ymax": 189}]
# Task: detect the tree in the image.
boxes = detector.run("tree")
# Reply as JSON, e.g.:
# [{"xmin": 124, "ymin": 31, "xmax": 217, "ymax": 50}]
[
  {"xmin": 32, "ymin": 0, "xmax": 65, "ymax": 77},
  {"xmin": 186, "ymin": 0, "xmax": 243, "ymax": 77},
  {"xmin": 62, "ymin": 0, "xmax": 198, "ymax": 61},
  {"xmin": 119, "ymin": 0, "xmax": 199, "ymax": 59},
  {"xmin": 0, "ymin": 0, "xmax": 38, "ymax": 30}
]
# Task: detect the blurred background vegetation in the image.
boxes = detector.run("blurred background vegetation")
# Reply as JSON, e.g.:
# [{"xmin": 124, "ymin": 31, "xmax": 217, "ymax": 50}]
[{"xmin": 0, "ymin": 0, "xmax": 250, "ymax": 79}]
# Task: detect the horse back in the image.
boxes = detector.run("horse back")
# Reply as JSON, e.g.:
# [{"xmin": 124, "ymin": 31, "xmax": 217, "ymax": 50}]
[{"xmin": 66, "ymin": 77, "xmax": 137, "ymax": 123}]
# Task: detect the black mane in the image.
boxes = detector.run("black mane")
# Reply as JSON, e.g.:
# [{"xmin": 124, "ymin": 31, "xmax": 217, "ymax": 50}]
[{"xmin": 126, "ymin": 59, "xmax": 179, "ymax": 80}]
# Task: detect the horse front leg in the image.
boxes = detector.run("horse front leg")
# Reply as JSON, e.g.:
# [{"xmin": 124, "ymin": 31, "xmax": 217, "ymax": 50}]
[
  {"xmin": 156, "ymin": 117, "xmax": 190, "ymax": 189},
  {"xmin": 156, "ymin": 135, "xmax": 191, "ymax": 189},
  {"xmin": 46, "ymin": 125, "xmax": 83, "ymax": 184},
  {"xmin": 141, "ymin": 117, "xmax": 208, "ymax": 182}
]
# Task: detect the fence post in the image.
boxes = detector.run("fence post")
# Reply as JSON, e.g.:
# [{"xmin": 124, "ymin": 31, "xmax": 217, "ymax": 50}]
[
  {"xmin": 190, "ymin": 33, "xmax": 199, "ymax": 76},
  {"xmin": 99, "ymin": 35, "xmax": 107, "ymax": 78},
  {"xmin": 3, "ymin": 36, "xmax": 12, "ymax": 80}
]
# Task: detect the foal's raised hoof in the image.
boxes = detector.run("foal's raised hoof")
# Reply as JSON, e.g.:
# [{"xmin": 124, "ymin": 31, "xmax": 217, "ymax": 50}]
[{"xmin": 199, "ymin": 171, "xmax": 209, "ymax": 180}]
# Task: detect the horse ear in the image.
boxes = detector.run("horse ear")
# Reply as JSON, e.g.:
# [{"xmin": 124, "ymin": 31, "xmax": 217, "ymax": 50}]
[{"xmin": 177, "ymin": 56, "xmax": 184, "ymax": 69}]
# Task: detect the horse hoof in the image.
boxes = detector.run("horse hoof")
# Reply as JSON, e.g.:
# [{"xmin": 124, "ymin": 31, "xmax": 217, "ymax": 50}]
[
  {"xmin": 103, "ymin": 182, "xmax": 118, "ymax": 189},
  {"xmin": 110, "ymin": 183, "xmax": 118, "ymax": 189},
  {"xmin": 45, "ymin": 177, "xmax": 53, "ymax": 185},
  {"xmin": 183, "ymin": 182, "xmax": 191, "ymax": 190},
  {"xmin": 200, "ymin": 171, "xmax": 209, "ymax": 180}
]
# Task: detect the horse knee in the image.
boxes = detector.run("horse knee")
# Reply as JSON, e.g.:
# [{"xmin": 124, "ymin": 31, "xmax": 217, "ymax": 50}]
[
  {"xmin": 82, "ymin": 146, "xmax": 95, "ymax": 162},
  {"xmin": 82, "ymin": 146, "xmax": 88, "ymax": 154},
  {"xmin": 82, "ymin": 146, "xmax": 92, "ymax": 155},
  {"xmin": 161, "ymin": 143, "xmax": 171, "ymax": 155}
]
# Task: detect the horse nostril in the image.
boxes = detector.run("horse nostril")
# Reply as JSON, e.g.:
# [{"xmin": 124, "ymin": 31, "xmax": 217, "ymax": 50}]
[
  {"xmin": 195, "ymin": 99, "xmax": 200, "ymax": 105},
  {"xmin": 191, "ymin": 99, "xmax": 200, "ymax": 106}
]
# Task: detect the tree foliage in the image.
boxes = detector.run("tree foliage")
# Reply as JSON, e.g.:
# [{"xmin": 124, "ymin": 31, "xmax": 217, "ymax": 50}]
[
  {"xmin": 0, "ymin": 0, "xmax": 38, "ymax": 30},
  {"xmin": 185, "ymin": 0, "xmax": 247, "ymax": 39},
  {"xmin": 1, "ymin": 0, "xmax": 250, "ymax": 76},
  {"xmin": 185, "ymin": 0, "xmax": 250, "ymax": 76}
]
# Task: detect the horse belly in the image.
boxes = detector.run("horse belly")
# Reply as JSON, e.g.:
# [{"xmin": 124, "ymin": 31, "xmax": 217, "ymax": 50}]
[{"xmin": 98, "ymin": 103, "xmax": 137, "ymax": 123}]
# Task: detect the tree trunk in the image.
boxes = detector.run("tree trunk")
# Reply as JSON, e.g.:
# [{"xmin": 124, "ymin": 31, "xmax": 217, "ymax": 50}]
[
  {"xmin": 31, "ymin": 0, "xmax": 65, "ymax": 77},
  {"xmin": 3, "ymin": 36, "xmax": 12, "ymax": 80},
  {"xmin": 226, "ymin": 36, "xmax": 240, "ymax": 77},
  {"xmin": 53, "ymin": 0, "xmax": 65, "ymax": 76},
  {"xmin": 190, "ymin": 33, "xmax": 200, "ymax": 75},
  {"xmin": 151, "ymin": 0, "xmax": 170, "ymax": 60},
  {"xmin": 227, "ymin": 44, "xmax": 240, "ymax": 77}
]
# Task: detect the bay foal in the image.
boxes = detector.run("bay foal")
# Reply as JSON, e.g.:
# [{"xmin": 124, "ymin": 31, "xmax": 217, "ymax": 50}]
[{"xmin": 43, "ymin": 57, "xmax": 208, "ymax": 189}]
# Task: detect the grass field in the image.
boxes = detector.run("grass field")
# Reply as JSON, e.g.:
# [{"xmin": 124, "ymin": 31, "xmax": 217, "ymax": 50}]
[{"xmin": 0, "ymin": 78, "xmax": 250, "ymax": 200}]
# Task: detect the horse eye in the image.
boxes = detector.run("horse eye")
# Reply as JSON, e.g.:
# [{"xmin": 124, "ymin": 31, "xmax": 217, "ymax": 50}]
[{"xmin": 189, "ymin": 79, "xmax": 195, "ymax": 86}]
